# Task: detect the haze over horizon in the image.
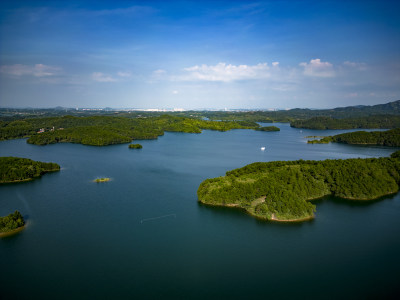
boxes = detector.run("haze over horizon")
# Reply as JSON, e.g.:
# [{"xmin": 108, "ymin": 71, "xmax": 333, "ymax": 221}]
[{"xmin": 1, "ymin": 0, "xmax": 399, "ymax": 109}]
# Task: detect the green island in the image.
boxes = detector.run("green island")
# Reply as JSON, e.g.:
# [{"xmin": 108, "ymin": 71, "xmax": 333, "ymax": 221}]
[
  {"xmin": 0, "ymin": 210, "xmax": 25, "ymax": 237},
  {"xmin": 290, "ymin": 115, "xmax": 400, "ymax": 130},
  {"xmin": 0, "ymin": 157, "xmax": 60, "ymax": 183},
  {"xmin": 308, "ymin": 128, "xmax": 400, "ymax": 146},
  {"xmin": 129, "ymin": 143, "xmax": 143, "ymax": 149},
  {"xmin": 198, "ymin": 151, "xmax": 400, "ymax": 222},
  {"xmin": 94, "ymin": 178, "xmax": 110, "ymax": 182},
  {"xmin": 255, "ymin": 126, "xmax": 280, "ymax": 131}
]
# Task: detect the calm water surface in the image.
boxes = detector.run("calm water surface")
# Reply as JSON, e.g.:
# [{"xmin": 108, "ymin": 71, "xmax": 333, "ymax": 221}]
[{"xmin": 1, "ymin": 124, "xmax": 399, "ymax": 299}]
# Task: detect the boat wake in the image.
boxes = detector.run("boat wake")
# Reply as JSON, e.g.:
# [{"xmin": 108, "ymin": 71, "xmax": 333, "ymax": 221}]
[{"xmin": 140, "ymin": 214, "xmax": 176, "ymax": 223}]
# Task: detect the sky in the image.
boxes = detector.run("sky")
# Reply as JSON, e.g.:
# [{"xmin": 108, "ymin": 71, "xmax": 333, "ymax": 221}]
[{"xmin": 0, "ymin": 0, "xmax": 399, "ymax": 109}]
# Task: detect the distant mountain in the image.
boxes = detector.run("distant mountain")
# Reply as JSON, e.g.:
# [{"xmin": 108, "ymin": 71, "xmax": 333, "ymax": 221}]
[
  {"xmin": 203, "ymin": 100, "xmax": 400, "ymax": 123},
  {"xmin": 330, "ymin": 100, "xmax": 400, "ymax": 116},
  {"xmin": 286, "ymin": 100, "xmax": 400, "ymax": 119}
]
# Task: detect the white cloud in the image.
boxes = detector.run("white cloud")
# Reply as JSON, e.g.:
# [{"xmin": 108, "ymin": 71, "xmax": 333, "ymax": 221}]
[
  {"xmin": 153, "ymin": 69, "xmax": 166, "ymax": 75},
  {"xmin": 172, "ymin": 90, "xmax": 179, "ymax": 94},
  {"xmin": 90, "ymin": 6, "xmax": 155, "ymax": 17},
  {"xmin": 0, "ymin": 64, "xmax": 60, "ymax": 77},
  {"xmin": 299, "ymin": 59, "xmax": 335, "ymax": 77},
  {"xmin": 148, "ymin": 69, "xmax": 167, "ymax": 83},
  {"xmin": 272, "ymin": 62, "xmax": 279, "ymax": 67},
  {"xmin": 343, "ymin": 61, "xmax": 367, "ymax": 71},
  {"xmin": 92, "ymin": 72, "xmax": 117, "ymax": 82},
  {"xmin": 179, "ymin": 62, "xmax": 271, "ymax": 82},
  {"xmin": 117, "ymin": 71, "xmax": 132, "ymax": 77}
]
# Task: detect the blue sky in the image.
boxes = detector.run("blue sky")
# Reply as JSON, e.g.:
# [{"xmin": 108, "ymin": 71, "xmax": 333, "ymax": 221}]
[{"xmin": 1, "ymin": 0, "xmax": 399, "ymax": 109}]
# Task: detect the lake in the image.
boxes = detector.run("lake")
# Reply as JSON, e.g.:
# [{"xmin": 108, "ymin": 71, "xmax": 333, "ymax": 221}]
[{"xmin": 1, "ymin": 123, "xmax": 400, "ymax": 299}]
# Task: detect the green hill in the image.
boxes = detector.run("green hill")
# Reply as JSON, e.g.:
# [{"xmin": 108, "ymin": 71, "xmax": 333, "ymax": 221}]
[
  {"xmin": 308, "ymin": 128, "xmax": 400, "ymax": 146},
  {"xmin": 198, "ymin": 151, "xmax": 400, "ymax": 222}
]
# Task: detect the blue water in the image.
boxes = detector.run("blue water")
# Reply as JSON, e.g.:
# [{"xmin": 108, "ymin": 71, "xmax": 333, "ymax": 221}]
[{"xmin": 1, "ymin": 124, "xmax": 399, "ymax": 299}]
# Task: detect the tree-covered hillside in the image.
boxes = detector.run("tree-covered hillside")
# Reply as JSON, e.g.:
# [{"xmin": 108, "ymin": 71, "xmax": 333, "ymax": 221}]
[
  {"xmin": 203, "ymin": 100, "xmax": 400, "ymax": 123},
  {"xmin": 290, "ymin": 115, "xmax": 400, "ymax": 130},
  {"xmin": 198, "ymin": 151, "xmax": 400, "ymax": 221},
  {"xmin": 308, "ymin": 128, "xmax": 400, "ymax": 146},
  {"xmin": 0, "ymin": 157, "xmax": 60, "ymax": 183}
]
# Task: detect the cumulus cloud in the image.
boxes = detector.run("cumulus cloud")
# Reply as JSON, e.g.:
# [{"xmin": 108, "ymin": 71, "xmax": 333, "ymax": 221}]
[
  {"xmin": 299, "ymin": 59, "xmax": 335, "ymax": 77},
  {"xmin": 92, "ymin": 72, "xmax": 117, "ymax": 82},
  {"xmin": 178, "ymin": 62, "xmax": 271, "ymax": 82},
  {"xmin": 272, "ymin": 62, "xmax": 279, "ymax": 67},
  {"xmin": 0, "ymin": 64, "xmax": 60, "ymax": 77}
]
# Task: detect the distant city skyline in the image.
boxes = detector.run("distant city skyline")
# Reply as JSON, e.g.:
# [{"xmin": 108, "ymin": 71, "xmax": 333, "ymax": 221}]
[{"xmin": 1, "ymin": 0, "xmax": 399, "ymax": 109}]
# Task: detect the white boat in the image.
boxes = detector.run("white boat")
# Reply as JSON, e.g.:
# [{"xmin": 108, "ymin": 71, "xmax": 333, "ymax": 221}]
[{"xmin": 261, "ymin": 147, "xmax": 266, "ymax": 151}]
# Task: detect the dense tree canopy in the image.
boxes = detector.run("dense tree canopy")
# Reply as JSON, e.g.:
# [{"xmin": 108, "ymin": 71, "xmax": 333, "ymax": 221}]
[
  {"xmin": 0, "ymin": 157, "xmax": 60, "ymax": 183},
  {"xmin": 308, "ymin": 128, "xmax": 400, "ymax": 146},
  {"xmin": 290, "ymin": 115, "xmax": 400, "ymax": 130},
  {"xmin": 0, "ymin": 211, "xmax": 25, "ymax": 233},
  {"xmin": 198, "ymin": 151, "xmax": 400, "ymax": 221},
  {"xmin": 256, "ymin": 126, "xmax": 280, "ymax": 131},
  {"xmin": 129, "ymin": 144, "xmax": 142, "ymax": 149}
]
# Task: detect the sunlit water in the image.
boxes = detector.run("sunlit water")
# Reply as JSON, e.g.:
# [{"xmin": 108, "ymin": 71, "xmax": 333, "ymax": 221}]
[{"xmin": 1, "ymin": 124, "xmax": 399, "ymax": 299}]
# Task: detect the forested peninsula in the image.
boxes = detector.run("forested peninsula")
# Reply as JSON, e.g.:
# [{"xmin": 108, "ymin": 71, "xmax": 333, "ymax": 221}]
[
  {"xmin": 198, "ymin": 151, "xmax": 400, "ymax": 222},
  {"xmin": 0, "ymin": 157, "xmax": 60, "ymax": 183},
  {"xmin": 0, "ymin": 211, "xmax": 25, "ymax": 236},
  {"xmin": 0, "ymin": 115, "xmax": 259, "ymax": 146},
  {"xmin": 308, "ymin": 128, "xmax": 400, "ymax": 146}
]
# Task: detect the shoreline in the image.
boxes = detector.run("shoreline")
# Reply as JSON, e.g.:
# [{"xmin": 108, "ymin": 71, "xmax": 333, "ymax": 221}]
[
  {"xmin": 198, "ymin": 187, "xmax": 396, "ymax": 223},
  {"xmin": 0, "ymin": 224, "xmax": 26, "ymax": 238},
  {"xmin": 338, "ymin": 190, "xmax": 398, "ymax": 201},
  {"xmin": 269, "ymin": 213, "xmax": 314, "ymax": 222},
  {"xmin": 199, "ymin": 200, "xmax": 315, "ymax": 222},
  {"xmin": 0, "ymin": 178, "xmax": 34, "ymax": 184},
  {"xmin": 0, "ymin": 169, "xmax": 60, "ymax": 184}
]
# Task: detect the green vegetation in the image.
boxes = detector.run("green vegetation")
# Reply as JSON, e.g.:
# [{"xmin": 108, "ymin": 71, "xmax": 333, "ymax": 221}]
[
  {"xmin": 256, "ymin": 126, "xmax": 280, "ymax": 131},
  {"xmin": 198, "ymin": 151, "xmax": 400, "ymax": 221},
  {"xmin": 291, "ymin": 115, "xmax": 400, "ymax": 130},
  {"xmin": 2, "ymin": 100, "xmax": 400, "ymax": 143},
  {"xmin": 308, "ymin": 128, "xmax": 400, "ymax": 146},
  {"xmin": 94, "ymin": 178, "xmax": 110, "ymax": 182},
  {"xmin": 202, "ymin": 100, "xmax": 400, "ymax": 123},
  {"xmin": 129, "ymin": 143, "xmax": 143, "ymax": 149},
  {"xmin": 0, "ymin": 211, "xmax": 25, "ymax": 234},
  {"xmin": 0, "ymin": 157, "xmax": 60, "ymax": 183},
  {"xmin": 0, "ymin": 115, "xmax": 259, "ymax": 146}
]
